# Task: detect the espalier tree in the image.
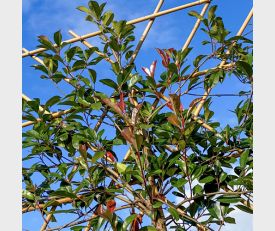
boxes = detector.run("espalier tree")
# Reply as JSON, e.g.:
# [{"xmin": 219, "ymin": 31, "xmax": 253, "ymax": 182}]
[{"xmin": 22, "ymin": 1, "xmax": 253, "ymax": 230}]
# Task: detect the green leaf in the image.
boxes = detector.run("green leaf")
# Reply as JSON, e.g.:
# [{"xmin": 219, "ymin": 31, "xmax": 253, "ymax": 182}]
[
  {"xmin": 168, "ymin": 207, "xmax": 180, "ymax": 221},
  {"xmin": 193, "ymin": 55, "xmax": 207, "ymax": 67},
  {"xmin": 45, "ymin": 96, "xmax": 61, "ymax": 108},
  {"xmin": 88, "ymin": 69, "xmax": 97, "ymax": 83},
  {"xmin": 128, "ymin": 74, "xmax": 142, "ymax": 88},
  {"xmin": 240, "ymin": 150, "xmax": 249, "ymax": 168},
  {"xmin": 224, "ymin": 216, "xmax": 236, "ymax": 224},
  {"xmin": 22, "ymin": 190, "xmax": 35, "ymax": 200},
  {"xmin": 171, "ymin": 178, "xmax": 188, "ymax": 188},
  {"xmin": 54, "ymin": 30, "xmax": 62, "ymax": 46},
  {"xmin": 72, "ymin": 135, "xmax": 82, "ymax": 149},
  {"xmin": 50, "ymin": 190, "xmax": 77, "ymax": 199},
  {"xmin": 152, "ymin": 201, "xmax": 163, "ymax": 208},
  {"xmin": 235, "ymin": 204, "xmax": 253, "ymax": 214},
  {"xmin": 26, "ymin": 130, "xmax": 40, "ymax": 139},
  {"xmin": 148, "ymin": 104, "xmax": 166, "ymax": 122},
  {"xmin": 72, "ymin": 60, "xmax": 86, "ymax": 71},
  {"xmin": 70, "ymin": 226, "xmax": 86, "ymax": 231},
  {"xmin": 100, "ymin": 79, "xmax": 118, "ymax": 90},
  {"xmin": 217, "ymin": 196, "xmax": 242, "ymax": 204},
  {"xmin": 139, "ymin": 227, "xmax": 157, "ymax": 231},
  {"xmin": 102, "ymin": 11, "xmax": 114, "ymax": 26},
  {"xmin": 78, "ymin": 97, "xmax": 91, "ymax": 107},
  {"xmin": 77, "ymin": 6, "xmax": 92, "ymax": 15},
  {"xmin": 208, "ymin": 71, "xmax": 221, "ymax": 88},
  {"xmin": 116, "ymin": 163, "xmax": 127, "ymax": 174},
  {"xmin": 199, "ymin": 176, "xmax": 215, "ymax": 184},
  {"xmin": 188, "ymin": 11, "xmax": 204, "ymax": 20},
  {"xmin": 88, "ymin": 1, "xmax": 101, "ymax": 19},
  {"xmin": 122, "ymin": 214, "xmax": 137, "ymax": 231},
  {"xmin": 90, "ymin": 102, "xmax": 102, "ymax": 110},
  {"xmin": 208, "ymin": 5, "xmax": 217, "ymax": 22},
  {"xmin": 236, "ymin": 61, "xmax": 253, "ymax": 77},
  {"xmin": 91, "ymin": 151, "xmax": 105, "ymax": 163},
  {"xmin": 208, "ymin": 204, "xmax": 221, "ymax": 219}
]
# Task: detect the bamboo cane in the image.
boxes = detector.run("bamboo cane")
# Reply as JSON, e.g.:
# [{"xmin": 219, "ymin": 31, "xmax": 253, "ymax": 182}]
[
  {"xmin": 68, "ymin": 30, "xmax": 114, "ymax": 64},
  {"xmin": 182, "ymin": 2, "xmax": 210, "ymax": 51},
  {"xmin": 22, "ymin": 48, "xmax": 72, "ymax": 84},
  {"xmin": 22, "ymin": 48, "xmax": 45, "ymax": 65},
  {"xmin": 22, "ymin": 0, "xmax": 210, "ymax": 58},
  {"xmin": 22, "ymin": 109, "xmax": 72, "ymax": 127},
  {"xmin": 22, "ymin": 93, "xmax": 50, "ymax": 114},
  {"xmin": 40, "ymin": 206, "xmax": 57, "ymax": 231}
]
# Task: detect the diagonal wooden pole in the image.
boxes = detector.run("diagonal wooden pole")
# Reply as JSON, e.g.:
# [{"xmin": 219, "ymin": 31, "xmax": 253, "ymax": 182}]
[
  {"xmin": 182, "ymin": 2, "xmax": 210, "ymax": 51},
  {"xmin": 40, "ymin": 206, "xmax": 57, "ymax": 231},
  {"xmin": 22, "ymin": 109, "xmax": 72, "ymax": 127},
  {"xmin": 68, "ymin": 30, "xmax": 115, "ymax": 64},
  {"xmin": 129, "ymin": 0, "xmax": 164, "ymax": 64},
  {"xmin": 22, "ymin": 0, "xmax": 210, "ymax": 58},
  {"xmin": 22, "ymin": 93, "xmax": 50, "ymax": 114},
  {"xmin": 22, "ymin": 48, "xmax": 71, "ymax": 84}
]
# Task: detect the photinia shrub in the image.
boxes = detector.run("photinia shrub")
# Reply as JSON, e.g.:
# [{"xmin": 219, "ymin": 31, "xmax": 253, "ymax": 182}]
[{"xmin": 22, "ymin": 1, "xmax": 253, "ymax": 230}]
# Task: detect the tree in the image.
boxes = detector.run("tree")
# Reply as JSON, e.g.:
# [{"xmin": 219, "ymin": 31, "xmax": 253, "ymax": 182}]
[{"xmin": 22, "ymin": 1, "xmax": 253, "ymax": 230}]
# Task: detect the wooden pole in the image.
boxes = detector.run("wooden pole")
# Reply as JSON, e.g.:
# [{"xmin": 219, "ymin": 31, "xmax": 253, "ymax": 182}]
[
  {"xmin": 40, "ymin": 206, "xmax": 57, "ymax": 231},
  {"xmin": 182, "ymin": 2, "xmax": 210, "ymax": 51},
  {"xmin": 68, "ymin": 30, "xmax": 114, "ymax": 64},
  {"xmin": 129, "ymin": 0, "xmax": 164, "ymax": 64},
  {"xmin": 22, "ymin": 93, "xmax": 51, "ymax": 115},
  {"xmin": 22, "ymin": 0, "xmax": 210, "ymax": 58},
  {"xmin": 22, "ymin": 109, "xmax": 72, "ymax": 127}
]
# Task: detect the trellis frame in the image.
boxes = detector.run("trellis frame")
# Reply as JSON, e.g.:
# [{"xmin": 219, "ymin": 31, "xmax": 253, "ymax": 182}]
[{"xmin": 22, "ymin": 1, "xmax": 253, "ymax": 230}]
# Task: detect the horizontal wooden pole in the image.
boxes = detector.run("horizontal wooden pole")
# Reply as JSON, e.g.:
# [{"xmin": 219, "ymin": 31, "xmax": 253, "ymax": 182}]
[{"xmin": 22, "ymin": 0, "xmax": 210, "ymax": 58}]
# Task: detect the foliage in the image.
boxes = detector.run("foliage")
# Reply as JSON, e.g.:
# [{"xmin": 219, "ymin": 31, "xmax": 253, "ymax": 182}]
[{"xmin": 22, "ymin": 1, "xmax": 253, "ymax": 231}]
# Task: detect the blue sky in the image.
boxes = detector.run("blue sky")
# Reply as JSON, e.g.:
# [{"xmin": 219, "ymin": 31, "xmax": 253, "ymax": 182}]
[{"xmin": 22, "ymin": 0, "xmax": 253, "ymax": 230}]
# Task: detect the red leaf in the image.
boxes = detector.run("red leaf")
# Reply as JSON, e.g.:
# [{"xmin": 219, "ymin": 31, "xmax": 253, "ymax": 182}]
[
  {"xmin": 106, "ymin": 199, "xmax": 116, "ymax": 213},
  {"xmin": 131, "ymin": 218, "xmax": 140, "ymax": 231},
  {"xmin": 156, "ymin": 48, "xmax": 170, "ymax": 67},
  {"xmin": 121, "ymin": 127, "xmax": 138, "ymax": 151},
  {"xmin": 105, "ymin": 151, "xmax": 116, "ymax": 162},
  {"xmin": 94, "ymin": 204, "xmax": 104, "ymax": 216},
  {"xmin": 79, "ymin": 143, "xmax": 88, "ymax": 152},
  {"xmin": 117, "ymin": 92, "xmax": 126, "ymax": 113},
  {"xmin": 142, "ymin": 60, "xmax": 157, "ymax": 78},
  {"xmin": 166, "ymin": 102, "xmax": 173, "ymax": 111},
  {"xmin": 180, "ymin": 103, "xmax": 184, "ymax": 112},
  {"xmin": 181, "ymin": 117, "xmax": 185, "ymax": 129},
  {"xmin": 137, "ymin": 214, "xmax": 143, "ymax": 224}
]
